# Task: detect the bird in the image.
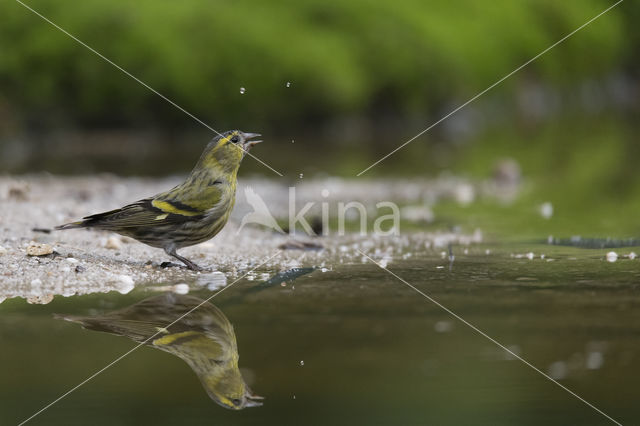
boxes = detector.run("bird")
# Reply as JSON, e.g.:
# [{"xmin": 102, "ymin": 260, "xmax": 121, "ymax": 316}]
[
  {"xmin": 56, "ymin": 130, "xmax": 262, "ymax": 270},
  {"xmin": 55, "ymin": 293, "xmax": 264, "ymax": 410},
  {"xmin": 238, "ymin": 186, "xmax": 284, "ymax": 234}
]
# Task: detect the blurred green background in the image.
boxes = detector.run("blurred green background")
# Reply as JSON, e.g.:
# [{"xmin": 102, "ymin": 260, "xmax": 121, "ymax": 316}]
[{"xmin": 1, "ymin": 0, "xmax": 639, "ymax": 235}]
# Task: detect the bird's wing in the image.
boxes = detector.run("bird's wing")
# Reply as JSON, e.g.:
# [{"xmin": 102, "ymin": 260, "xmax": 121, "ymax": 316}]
[
  {"xmin": 55, "ymin": 314, "xmax": 167, "ymax": 342},
  {"xmin": 155, "ymin": 181, "xmax": 225, "ymax": 214},
  {"xmin": 80, "ymin": 198, "xmax": 200, "ymax": 229}
]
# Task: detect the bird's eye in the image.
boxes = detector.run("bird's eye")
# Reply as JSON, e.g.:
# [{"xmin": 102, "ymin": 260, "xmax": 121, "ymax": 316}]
[
  {"xmin": 231, "ymin": 135, "xmax": 240, "ymax": 143},
  {"xmin": 231, "ymin": 398, "xmax": 242, "ymax": 406}
]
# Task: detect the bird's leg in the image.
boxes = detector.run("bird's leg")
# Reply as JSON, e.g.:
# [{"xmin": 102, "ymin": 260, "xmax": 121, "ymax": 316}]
[{"xmin": 165, "ymin": 247, "xmax": 204, "ymax": 271}]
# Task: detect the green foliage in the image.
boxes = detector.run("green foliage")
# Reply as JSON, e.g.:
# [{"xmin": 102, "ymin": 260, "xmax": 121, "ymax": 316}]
[{"xmin": 0, "ymin": 0, "xmax": 628, "ymax": 128}]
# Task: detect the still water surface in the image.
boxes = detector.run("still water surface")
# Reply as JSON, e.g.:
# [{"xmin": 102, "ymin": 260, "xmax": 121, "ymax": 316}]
[{"xmin": 1, "ymin": 243, "xmax": 639, "ymax": 425}]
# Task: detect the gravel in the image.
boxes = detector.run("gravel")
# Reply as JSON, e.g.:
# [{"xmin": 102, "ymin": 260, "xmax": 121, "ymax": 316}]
[{"xmin": 0, "ymin": 174, "xmax": 490, "ymax": 304}]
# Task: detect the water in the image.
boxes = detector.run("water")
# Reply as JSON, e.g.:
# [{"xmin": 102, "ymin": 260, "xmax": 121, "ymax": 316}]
[{"xmin": 1, "ymin": 243, "xmax": 639, "ymax": 425}]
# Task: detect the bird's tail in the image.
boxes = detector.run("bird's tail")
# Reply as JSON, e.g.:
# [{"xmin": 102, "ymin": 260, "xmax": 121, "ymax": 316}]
[{"xmin": 55, "ymin": 220, "xmax": 86, "ymax": 230}]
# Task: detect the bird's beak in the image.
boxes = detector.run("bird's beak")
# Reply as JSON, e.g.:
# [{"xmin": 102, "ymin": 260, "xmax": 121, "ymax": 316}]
[
  {"xmin": 241, "ymin": 132, "xmax": 262, "ymax": 149},
  {"xmin": 244, "ymin": 393, "xmax": 264, "ymax": 407}
]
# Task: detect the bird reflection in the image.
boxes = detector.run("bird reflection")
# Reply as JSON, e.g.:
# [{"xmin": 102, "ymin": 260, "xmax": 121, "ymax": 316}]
[{"xmin": 56, "ymin": 293, "xmax": 263, "ymax": 410}]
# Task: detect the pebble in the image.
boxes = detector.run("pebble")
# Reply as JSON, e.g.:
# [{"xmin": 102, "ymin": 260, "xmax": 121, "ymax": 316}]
[
  {"xmin": 547, "ymin": 361, "xmax": 567, "ymax": 380},
  {"xmin": 434, "ymin": 320, "xmax": 454, "ymax": 333},
  {"xmin": 401, "ymin": 205, "xmax": 434, "ymax": 223},
  {"xmin": 586, "ymin": 351, "xmax": 604, "ymax": 370},
  {"xmin": 173, "ymin": 283, "xmax": 190, "ymax": 295},
  {"xmin": 27, "ymin": 294, "xmax": 54, "ymax": 304},
  {"xmin": 116, "ymin": 275, "xmax": 135, "ymax": 294},
  {"xmin": 66, "ymin": 258, "xmax": 79, "ymax": 264},
  {"xmin": 196, "ymin": 272, "xmax": 227, "ymax": 290},
  {"xmin": 105, "ymin": 236, "xmax": 122, "ymax": 250},
  {"xmin": 0, "ymin": 245, "xmax": 6, "ymax": 255},
  {"xmin": 26, "ymin": 243, "xmax": 53, "ymax": 256},
  {"xmin": 539, "ymin": 202, "xmax": 553, "ymax": 219}
]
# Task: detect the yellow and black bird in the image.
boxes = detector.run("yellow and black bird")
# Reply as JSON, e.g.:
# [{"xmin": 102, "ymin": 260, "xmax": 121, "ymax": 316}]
[
  {"xmin": 56, "ymin": 130, "xmax": 261, "ymax": 270},
  {"xmin": 55, "ymin": 293, "xmax": 264, "ymax": 410}
]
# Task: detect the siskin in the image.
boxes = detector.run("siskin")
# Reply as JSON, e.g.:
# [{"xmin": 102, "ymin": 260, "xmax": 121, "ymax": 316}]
[
  {"xmin": 56, "ymin": 130, "xmax": 262, "ymax": 270},
  {"xmin": 55, "ymin": 293, "xmax": 263, "ymax": 410}
]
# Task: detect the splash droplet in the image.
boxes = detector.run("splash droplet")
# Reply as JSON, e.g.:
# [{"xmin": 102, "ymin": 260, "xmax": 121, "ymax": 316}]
[
  {"xmin": 239, "ymin": 87, "xmax": 246, "ymax": 94},
  {"xmin": 299, "ymin": 360, "xmax": 304, "ymax": 366},
  {"xmin": 286, "ymin": 82, "xmax": 291, "ymax": 87},
  {"xmin": 299, "ymin": 173, "xmax": 304, "ymax": 179},
  {"xmin": 291, "ymin": 139, "xmax": 295, "ymax": 144}
]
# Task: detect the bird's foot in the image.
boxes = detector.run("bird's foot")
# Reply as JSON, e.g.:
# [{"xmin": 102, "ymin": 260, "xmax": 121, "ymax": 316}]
[{"xmin": 161, "ymin": 259, "xmax": 208, "ymax": 272}]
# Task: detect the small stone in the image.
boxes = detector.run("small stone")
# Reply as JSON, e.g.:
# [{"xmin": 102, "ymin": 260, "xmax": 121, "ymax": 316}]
[
  {"xmin": 173, "ymin": 283, "xmax": 189, "ymax": 295},
  {"xmin": 75, "ymin": 265, "xmax": 85, "ymax": 273},
  {"xmin": 586, "ymin": 351, "xmax": 604, "ymax": 370},
  {"xmin": 27, "ymin": 294, "xmax": 54, "ymax": 304},
  {"xmin": 0, "ymin": 245, "xmax": 7, "ymax": 255},
  {"xmin": 105, "ymin": 236, "xmax": 122, "ymax": 250},
  {"xmin": 26, "ymin": 243, "xmax": 54, "ymax": 256},
  {"xmin": 66, "ymin": 258, "xmax": 79, "ymax": 264},
  {"xmin": 548, "ymin": 361, "xmax": 567, "ymax": 380},
  {"xmin": 434, "ymin": 320, "xmax": 453, "ymax": 333},
  {"xmin": 401, "ymin": 205, "xmax": 435, "ymax": 224},
  {"xmin": 8, "ymin": 185, "xmax": 29, "ymax": 201},
  {"xmin": 116, "ymin": 275, "xmax": 135, "ymax": 294},
  {"xmin": 539, "ymin": 202, "xmax": 553, "ymax": 219}
]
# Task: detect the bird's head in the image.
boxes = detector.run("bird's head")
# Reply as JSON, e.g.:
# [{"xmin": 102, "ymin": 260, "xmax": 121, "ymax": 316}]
[
  {"xmin": 196, "ymin": 130, "xmax": 262, "ymax": 174},
  {"xmin": 200, "ymin": 359, "xmax": 264, "ymax": 410}
]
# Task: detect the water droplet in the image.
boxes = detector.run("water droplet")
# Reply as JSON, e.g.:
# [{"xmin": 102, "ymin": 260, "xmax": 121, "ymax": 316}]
[
  {"xmin": 291, "ymin": 139, "xmax": 295, "ymax": 144},
  {"xmin": 239, "ymin": 87, "xmax": 246, "ymax": 94},
  {"xmin": 299, "ymin": 360, "xmax": 304, "ymax": 366},
  {"xmin": 434, "ymin": 320, "xmax": 453, "ymax": 333},
  {"xmin": 286, "ymin": 82, "xmax": 291, "ymax": 87},
  {"xmin": 299, "ymin": 173, "xmax": 304, "ymax": 179},
  {"xmin": 321, "ymin": 189, "xmax": 330, "ymax": 198}
]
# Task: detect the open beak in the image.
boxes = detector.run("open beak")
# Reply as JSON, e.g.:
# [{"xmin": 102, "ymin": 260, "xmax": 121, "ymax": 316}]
[
  {"xmin": 241, "ymin": 132, "xmax": 262, "ymax": 149},
  {"xmin": 244, "ymin": 393, "xmax": 264, "ymax": 408}
]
